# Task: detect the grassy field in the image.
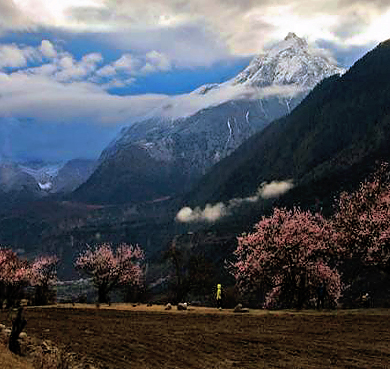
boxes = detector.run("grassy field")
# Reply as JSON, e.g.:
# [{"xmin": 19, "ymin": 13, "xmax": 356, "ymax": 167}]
[{"xmin": 1, "ymin": 305, "xmax": 390, "ymax": 368}]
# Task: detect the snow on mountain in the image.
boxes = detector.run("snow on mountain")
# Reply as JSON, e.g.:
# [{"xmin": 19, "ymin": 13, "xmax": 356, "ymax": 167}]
[
  {"xmin": 0, "ymin": 161, "xmax": 39, "ymax": 194},
  {"xmin": 38, "ymin": 182, "xmax": 53, "ymax": 191},
  {"xmin": 156, "ymin": 32, "xmax": 344, "ymax": 120},
  {"xmin": 5, "ymin": 159, "xmax": 97, "ymax": 194},
  {"xmin": 18, "ymin": 162, "xmax": 64, "ymax": 192},
  {"xmin": 108, "ymin": 32, "xmax": 345, "ymax": 161},
  {"xmin": 232, "ymin": 33, "xmax": 344, "ymax": 88},
  {"xmin": 192, "ymin": 83, "xmax": 221, "ymax": 95},
  {"xmin": 18, "ymin": 162, "xmax": 64, "ymax": 183},
  {"xmin": 75, "ymin": 33, "xmax": 345, "ymax": 204}
]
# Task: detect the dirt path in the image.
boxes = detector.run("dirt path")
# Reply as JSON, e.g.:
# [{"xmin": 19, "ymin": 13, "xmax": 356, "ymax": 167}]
[{"xmin": 2, "ymin": 307, "xmax": 390, "ymax": 368}]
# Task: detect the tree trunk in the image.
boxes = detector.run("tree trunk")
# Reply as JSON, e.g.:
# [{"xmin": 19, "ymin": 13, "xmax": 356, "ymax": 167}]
[
  {"xmin": 9, "ymin": 307, "xmax": 26, "ymax": 355},
  {"xmin": 296, "ymin": 274, "xmax": 307, "ymax": 310},
  {"xmin": 98, "ymin": 284, "xmax": 109, "ymax": 304}
]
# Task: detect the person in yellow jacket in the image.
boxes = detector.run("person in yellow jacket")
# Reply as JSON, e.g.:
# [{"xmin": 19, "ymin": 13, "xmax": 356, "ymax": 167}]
[{"xmin": 216, "ymin": 284, "xmax": 222, "ymax": 310}]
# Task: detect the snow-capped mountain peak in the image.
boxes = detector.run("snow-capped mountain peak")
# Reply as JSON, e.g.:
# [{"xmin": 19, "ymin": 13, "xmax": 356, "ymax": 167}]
[
  {"xmin": 232, "ymin": 33, "xmax": 344, "ymax": 88},
  {"xmin": 79, "ymin": 33, "xmax": 346, "ymax": 205},
  {"xmin": 284, "ymin": 32, "xmax": 307, "ymax": 43}
]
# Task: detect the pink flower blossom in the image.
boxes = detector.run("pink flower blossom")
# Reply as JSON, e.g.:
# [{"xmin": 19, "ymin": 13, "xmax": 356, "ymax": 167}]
[
  {"xmin": 333, "ymin": 163, "xmax": 390, "ymax": 267},
  {"xmin": 30, "ymin": 255, "xmax": 58, "ymax": 287},
  {"xmin": 232, "ymin": 207, "xmax": 342, "ymax": 309},
  {"xmin": 75, "ymin": 243, "xmax": 144, "ymax": 303}
]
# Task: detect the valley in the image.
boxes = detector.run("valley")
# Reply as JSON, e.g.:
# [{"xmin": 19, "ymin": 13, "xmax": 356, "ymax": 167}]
[{"xmin": 1, "ymin": 34, "xmax": 390, "ymax": 308}]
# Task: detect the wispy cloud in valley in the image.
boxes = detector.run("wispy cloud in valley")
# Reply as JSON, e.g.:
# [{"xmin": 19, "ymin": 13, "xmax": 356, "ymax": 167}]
[{"xmin": 176, "ymin": 180, "xmax": 294, "ymax": 223}]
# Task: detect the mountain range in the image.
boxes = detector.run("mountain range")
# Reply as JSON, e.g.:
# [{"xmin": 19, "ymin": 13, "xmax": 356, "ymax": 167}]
[
  {"xmin": 4, "ymin": 33, "xmax": 390, "ymax": 285},
  {"xmin": 0, "ymin": 159, "xmax": 96, "ymax": 210},
  {"xmin": 73, "ymin": 33, "xmax": 344, "ymax": 205}
]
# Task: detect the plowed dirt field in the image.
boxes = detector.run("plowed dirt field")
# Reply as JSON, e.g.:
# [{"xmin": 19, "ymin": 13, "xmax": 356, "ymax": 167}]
[{"xmin": 2, "ymin": 306, "xmax": 390, "ymax": 368}]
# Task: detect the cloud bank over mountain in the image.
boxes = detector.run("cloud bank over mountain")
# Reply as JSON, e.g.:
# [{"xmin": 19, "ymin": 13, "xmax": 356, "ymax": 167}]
[
  {"xmin": 0, "ymin": 31, "xmax": 344, "ymax": 161},
  {"xmin": 0, "ymin": 0, "xmax": 387, "ymax": 161},
  {"xmin": 1, "ymin": 0, "xmax": 388, "ymax": 64},
  {"xmin": 0, "ymin": 33, "xmax": 342, "ymax": 127}
]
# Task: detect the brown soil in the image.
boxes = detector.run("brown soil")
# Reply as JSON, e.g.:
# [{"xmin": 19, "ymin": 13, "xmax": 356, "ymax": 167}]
[
  {"xmin": 2, "ymin": 306, "xmax": 390, "ymax": 368},
  {"xmin": 0, "ymin": 345, "xmax": 34, "ymax": 369}
]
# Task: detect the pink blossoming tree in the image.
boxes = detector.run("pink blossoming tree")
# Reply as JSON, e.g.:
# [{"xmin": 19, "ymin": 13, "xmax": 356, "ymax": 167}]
[
  {"xmin": 75, "ymin": 243, "xmax": 144, "ymax": 304},
  {"xmin": 0, "ymin": 248, "xmax": 30, "ymax": 308},
  {"xmin": 232, "ymin": 208, "xmax": 342, "ymax": 309},
  {"xmin": 333, "ymin": 163, "xmax": 390, "ymax": 270},
  {"xmin": 30, "ymin": 255, "xmax": 58, "ymax": 305}
]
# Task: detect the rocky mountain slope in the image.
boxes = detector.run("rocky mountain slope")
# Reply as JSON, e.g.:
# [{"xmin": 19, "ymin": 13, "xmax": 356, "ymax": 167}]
[
  {"xmin": 0, "ymin": 159, "xmax": 96, "ymax": 209},
  {"xmin": 0, "ymin": 162, "xmax": 40, "ymax": 206},
  {"xmin": 50, "ymin": 159, "xmax": 97, "ymax": 194},
  {"xmin": 74, "ymin": 33, "xmax": 343, "ymax": 204},
  {"xmin": 183, "ymin": 38, "xmax": 390, "ymax": 214}
]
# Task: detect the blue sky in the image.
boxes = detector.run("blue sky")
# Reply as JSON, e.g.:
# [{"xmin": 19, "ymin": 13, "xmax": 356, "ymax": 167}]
[
  {"xmin": 0, "ymin": 0, "xmax": 388, "ymax": 161},
  {"xmin": 0, "ymin": 28, "xmax": 251, "ymax": 95}
]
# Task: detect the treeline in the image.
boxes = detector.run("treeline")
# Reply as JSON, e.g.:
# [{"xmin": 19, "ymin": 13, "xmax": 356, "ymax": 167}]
[
  {"xmin": 3, "ymin": 163, "xmax": 390, "ymax": 310},
  {"xmin": 0, "ymin": 243, "xmax": 144, "ymax": 308},
  {"xmin": 231, "ymin": 163, "xmax": 390, "ymax": 309}
]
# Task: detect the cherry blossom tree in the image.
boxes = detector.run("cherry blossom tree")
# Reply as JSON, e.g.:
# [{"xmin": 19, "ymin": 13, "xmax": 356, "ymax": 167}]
[
  {"xmin": 30, "ymin": 255, "xmax": 58, "ymax": 305},
  {"xmin": 75, "ymin": 243, "xmax": 144, "ymax": 304},
  {"xmin": 333, "ymin": 163, "xmax": 390, "ymax": 270},
  {"xmin": 232, "ymin": 208, "xmax": 342, "ymax": 309},
  {"xmin": 0, "ymin": 249, "xmax": 30, "ymax": 308}
]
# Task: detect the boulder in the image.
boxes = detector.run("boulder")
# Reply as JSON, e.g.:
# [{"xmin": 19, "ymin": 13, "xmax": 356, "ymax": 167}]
[
  {"xmin": 177, "ymin": 303, "xmax": 187, "ymax": 311},
  {"xmin": 234, "ymin": 304, "xmax": 249, "ymax": 313},
  {"xmin": 165, "ymin": 303, "xmax": 172, "ymax": 310},
  {"xmin": 233, "ymin": 303, "xmax": 242, "ymax": 312}
]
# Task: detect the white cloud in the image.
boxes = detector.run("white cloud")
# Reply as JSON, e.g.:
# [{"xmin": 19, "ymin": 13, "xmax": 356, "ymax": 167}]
[
  {"xmin": 139, "ymin": 63, "xmax": 155, "ymax": 74},
  {"xmin": 99, "ymin": 77, "xmax": 135, "ymax": 90},
  {"xmin": 58, "ymin": 55, "xmax": 73, "ymax": 69},
  {"xmin": 0, "ymin": 44, "xmax": 28, "ymax": 68},
  {"xmin": 25, "ymin": 63, "xmax": 58, "ymax": 76},
  {"xmin": 145, "ymin": 50, "xmax": 171, "ymax": 71},
  {"xmin": 2, "ymin": 0, "xmax": 388, "ymax": 67},
  {"xmin": 176, "ymin": 203, "xmax": 227, "ymax": 223},
  {"xmin": 96, "ymin": 64, "xmax": 116, "ymax": 77},
  {"xmin": 259, "ymin": 180, "xmax": 294, "ymax": 199},
  {"xmin": 96, "ymin": 51, "xmax": 172, "ymax": 78},
  {"xmin": 39, "ymin": 40, "xmax": 57, "ymax": 59},
  {"xmin": 82, "ymin": 52, "xmax": 103, "ymax": 64},
  {"xmin": 112, "ymin": 53, "xmax": 141, "ymax": 72},
  {"xmin": 0, "ymin": 70, "xmax": 167, "ymax": 125},
  {"xmin": 0, "ymin": 30, "xmax": 334, "ymax": 132},
  {"xmin": 0, "ymin": 43, "xmax": 40, "ymax": 69},
  {"xmin": 54, "ymin": 52, "xmax": 103, "ymax": 82},
  {"xmin": 0, "ymin": 36, "xmax": 308, "ymax": 127},
  {"xmin": 160, "ymin": 83, "xmax": 306, "ymax": 119},
  {"xmin": 176, "ymin": 180, "xmax": 294, "ymax": 223}
]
